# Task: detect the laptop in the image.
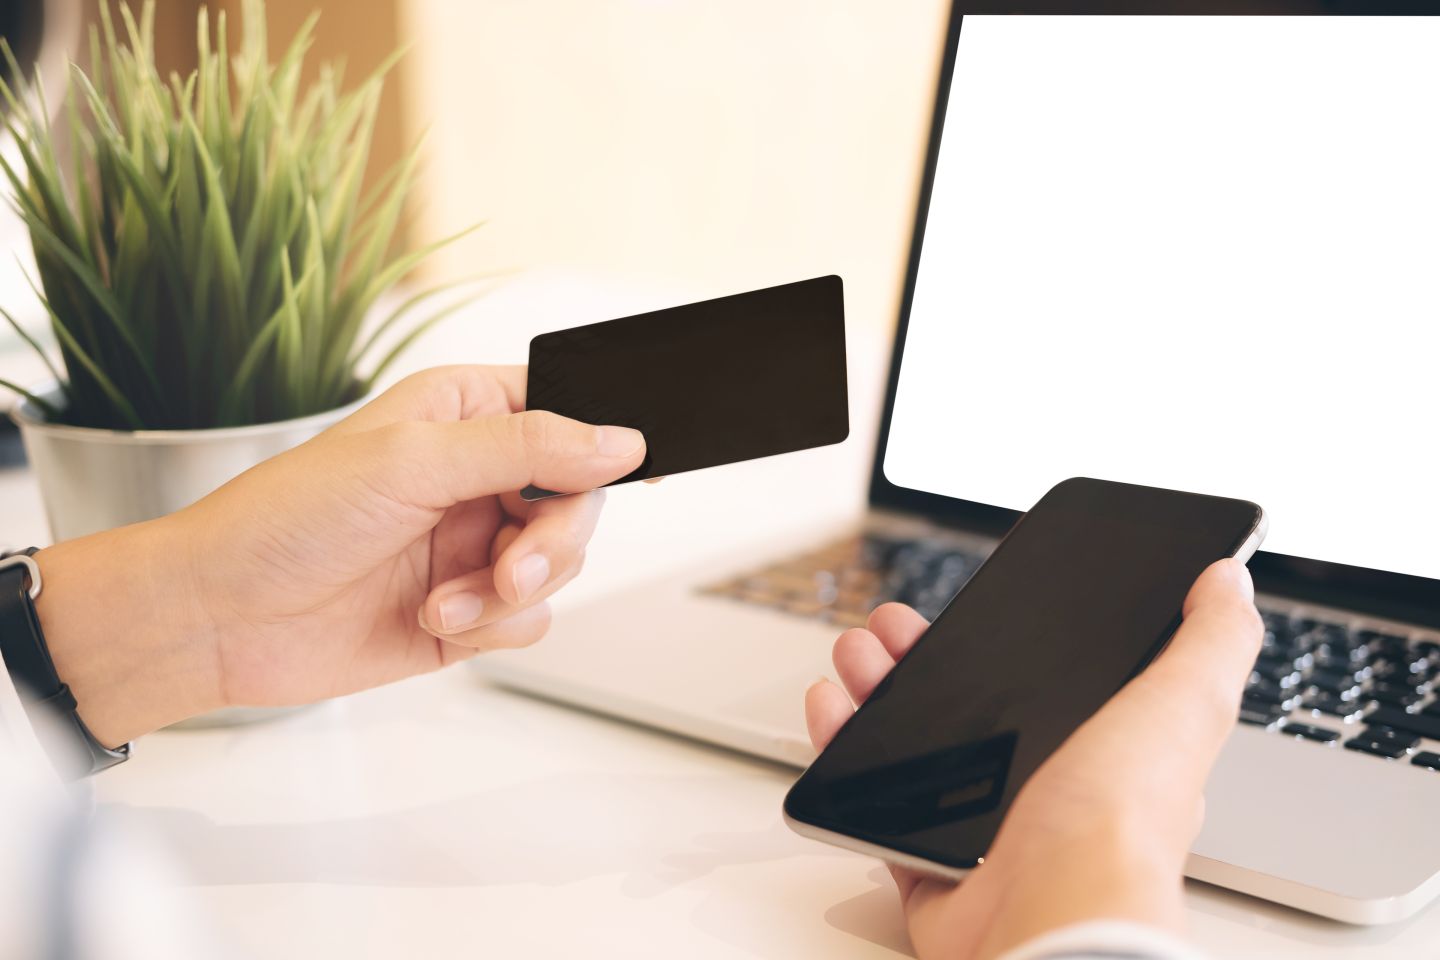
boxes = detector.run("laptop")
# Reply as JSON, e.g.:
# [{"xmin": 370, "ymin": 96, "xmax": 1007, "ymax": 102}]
[{"xmin": 475, "ymin": 3, "xmax": 1440, "ymax": 925}]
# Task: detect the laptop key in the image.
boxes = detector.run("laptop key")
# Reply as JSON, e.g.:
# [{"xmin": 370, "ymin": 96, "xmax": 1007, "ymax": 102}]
[
  {"xmin": 1358, "ymin": 630, "xmax": 1409, "ymax": 648},
  {"xmin": 1345, "ymin": 736, "xmax": 1410, "ymax": 760},
  {"xmin": 1367, "ymin": 681, "xmax": 1427, "ymax": 707},
  {"xmin": 1308, "ymin": 654, "xmax": 1370, "ymax": 680},
  {"xmin": 1259, "ymin": 617, "xmax": 1302, "ymax": 657},
  {"xmin": 1375, "ymin": 647, "xmax": 1431, "ymax": 669},
  {"xmin": 1261, "ymin": 644, "xmax": 1319, "ymax": 667},
  {"xmin": 859, "ymin": 536, "xmax": 905, "ymax": 570},
  {"xmin": 1319, "ymin": 643, "xmax": 1373, "ymax": 665},
  {"xmin": 1309, "ymin": 630, "xmax": 1369, "ymax": 662},
  {"xmin": 1238, "ymin": 699, "xmax": 1286, "ymax": 727},
  {"xmin": 1412, "ymin": 752, "xmax": 1440, "ymax": 772},
  {"xmin": 1308, "ymin": 622, "xmax": 1349, "ymax": 644},
  {"xmin": 1306, "ymin": 669, "xmax": 1363, "ymax": 697},
  {"xmin": 782, "ymin": 598, "xmax": 829, "ymax": 617},
  {"xmin": 1359, "ymin": 724, "xmax": 1420, "ymax": 750},
  {"xmin": 1261, "ymin": 611, "xmax": 1292, "ymax": 633},
  {"xmin": 1251, "ymin": 660, "xmax": 1303, "ymax": 686},
  {"xmin": 1371, "ymin": 641, "xmax": 1414, "ymax": 664},
  {"xmin": 1370, "ymin": 661, "xmax": 1431, "ymax": 685},
  {"xmin": 1366, "ymin": 706, "xmax": 1440, "ymax": 741},
  {"xmin": 1245, "ymin": 676, "xmax": 1301, "ymax": 708},
  {"xmin": 1302, "ymin": 693, "xmax": 1367, "ymax": 721},
  {"xmin": 1259, "ymin": 630, "xmax": 1290, "ymax": 658},
  {"xmin": 826, "ymin": 608, "xmax": 871, "ymax": 628},
  {"xmin": 1281, "ymin": 722, "xmax": 1340, "ymax": 744}
]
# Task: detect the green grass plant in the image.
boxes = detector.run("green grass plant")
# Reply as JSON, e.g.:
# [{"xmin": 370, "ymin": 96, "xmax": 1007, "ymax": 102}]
[{"xmin": 0, "ymin": 0, "xmax": 480, "ymax": 429}]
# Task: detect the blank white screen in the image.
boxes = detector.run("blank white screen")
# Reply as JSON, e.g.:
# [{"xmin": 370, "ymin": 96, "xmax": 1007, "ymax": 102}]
[{"xmin": 885, "ymin": 15, "xmax": 1440, "ymax": 581}]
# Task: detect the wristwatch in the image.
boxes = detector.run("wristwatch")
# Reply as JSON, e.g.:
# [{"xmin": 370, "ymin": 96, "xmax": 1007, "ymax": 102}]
[{"xmin": 0, "ymin": 548, "xmax": 130, "ymax": 778}]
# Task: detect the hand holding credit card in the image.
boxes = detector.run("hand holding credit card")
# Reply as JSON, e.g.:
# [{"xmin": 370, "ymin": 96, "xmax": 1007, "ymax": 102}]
[{"xmin": 521, "ymin": 275, "xmax": 849, "ymax": 500}]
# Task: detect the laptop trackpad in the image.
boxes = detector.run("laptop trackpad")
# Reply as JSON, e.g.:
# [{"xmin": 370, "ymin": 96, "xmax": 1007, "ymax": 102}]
[{"xmin": 1191, "ymin": 725, "xmax": 1440, "ymax": 911}]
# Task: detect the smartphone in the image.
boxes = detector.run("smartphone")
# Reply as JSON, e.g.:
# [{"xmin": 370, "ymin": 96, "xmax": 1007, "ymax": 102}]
[{"xmin": 783, "ymin": 477, "xmax": 1267, "ymax": 877}]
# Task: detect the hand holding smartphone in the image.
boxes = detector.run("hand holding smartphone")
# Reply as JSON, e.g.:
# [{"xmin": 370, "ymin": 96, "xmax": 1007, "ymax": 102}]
[{"xmin": 784, "ymin": 477, "xmax": 1266, "ymax": 877}]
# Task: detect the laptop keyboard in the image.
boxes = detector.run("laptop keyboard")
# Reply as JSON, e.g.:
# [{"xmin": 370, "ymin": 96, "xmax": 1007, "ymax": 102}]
[
  {"xmin": 701, "ymin": 532, "xmax": 1440, "ymax": 770},
  {"xmin": 701, "ymin": 532, "xmax": 983, "ymax": 628}
]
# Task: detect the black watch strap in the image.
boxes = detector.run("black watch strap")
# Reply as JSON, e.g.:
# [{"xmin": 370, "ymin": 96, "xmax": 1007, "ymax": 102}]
[{"xmin": 0, "ymin": 548, "xmax": 130, "ymax": 778}]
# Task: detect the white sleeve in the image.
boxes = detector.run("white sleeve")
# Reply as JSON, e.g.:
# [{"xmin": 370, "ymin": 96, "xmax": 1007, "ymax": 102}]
[
  {"xmin": 0, "ymin": 650, "xmax": 211, "ymax": 959},
  {"xmin": 995, "ymin": 920, "xmax": 1208, "ymax": 960},
  {"xmin": 0, "ymin": 644, "xmax": 67, "ymax": 787}
]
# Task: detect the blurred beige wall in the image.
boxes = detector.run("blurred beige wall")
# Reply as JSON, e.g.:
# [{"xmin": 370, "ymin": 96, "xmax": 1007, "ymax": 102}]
[
  {"xmin": 101, "ymin": 0, "xmax": 950, "ymax": 332},
  {"xmin": 398, "ymin": 0, "xmax": 950, "ymax": 331}
]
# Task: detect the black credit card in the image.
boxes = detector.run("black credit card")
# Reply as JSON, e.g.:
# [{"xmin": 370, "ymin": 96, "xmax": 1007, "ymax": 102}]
[{"xmin": 521, "ymin": 275, "xmax": 849, "ymax": 500}]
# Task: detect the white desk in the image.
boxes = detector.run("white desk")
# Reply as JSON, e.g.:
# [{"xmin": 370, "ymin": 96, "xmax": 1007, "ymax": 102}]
[{"xmin": 2, "ymin": 270, "xmax": 1436, "ymax": 959}]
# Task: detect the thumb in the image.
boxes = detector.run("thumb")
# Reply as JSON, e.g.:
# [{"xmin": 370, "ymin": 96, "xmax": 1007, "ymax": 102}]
[
  {"xmin": 364, "ymin": 411, "xmax": 646, "ymax": 508},
  {"xmin": 1093, "ymin": 558, "xmax": 1262, "ymax": 792},
  {"xmin": 1147, "ymin": 558, "xmax": 1263, "ymax": 707}
]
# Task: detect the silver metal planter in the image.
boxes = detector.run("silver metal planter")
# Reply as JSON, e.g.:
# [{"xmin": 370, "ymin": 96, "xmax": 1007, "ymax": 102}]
[
  {"xmin": 10, "ymin": 383, "xmax": 368, "ymax": 728},
  {"xmin": 11, "ymin": 384, "xmax": 364, "ymax": 542}
]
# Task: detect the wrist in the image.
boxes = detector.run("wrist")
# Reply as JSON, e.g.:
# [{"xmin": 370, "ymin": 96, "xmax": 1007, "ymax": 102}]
[
  {"xmin": 978, "ymin": 823, "xmax": 1188, "ymax": 960},
  {"xmin": 32, "ymin": 515, "xmax": 223, "ymax": 747}
]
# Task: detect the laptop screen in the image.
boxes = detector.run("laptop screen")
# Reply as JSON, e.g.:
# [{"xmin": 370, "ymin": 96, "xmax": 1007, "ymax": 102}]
[{"xmin": 883, "ymin": 15, "xmax": 1440, "ymax": 584}]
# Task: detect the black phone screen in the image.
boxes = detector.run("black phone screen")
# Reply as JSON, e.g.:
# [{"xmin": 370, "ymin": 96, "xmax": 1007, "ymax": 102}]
[{"xmin": 784, "ymin": 477, "xmax": 1264, "ymax": 869}]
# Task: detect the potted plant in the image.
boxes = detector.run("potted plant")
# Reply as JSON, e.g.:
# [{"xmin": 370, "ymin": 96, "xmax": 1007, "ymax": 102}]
[{"xmin": 0, "ymin": 0, "xmax": 480, "ymax": 543}]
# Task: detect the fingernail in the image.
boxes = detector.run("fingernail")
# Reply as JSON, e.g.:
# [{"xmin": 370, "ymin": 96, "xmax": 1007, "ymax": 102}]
[
  {"xmin": 596, "ymin": 425, "xmax": 644, "ymax": 457},
  {"xmin": 512, "ymin": 554, "xmax": 551, "ymax": 602},
  {"xmin": 438, "ymin": 592, "xmax": 485, "ymax": 632}
]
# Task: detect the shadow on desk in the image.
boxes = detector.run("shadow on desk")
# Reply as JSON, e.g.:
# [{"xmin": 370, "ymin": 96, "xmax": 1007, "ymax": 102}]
[
  {"xmin": 106, "ymin": 775, "xmax": 806, "ymax": 889},
  {"xmin": 100, "ymin": 780, "xmax": 1433, "ymax": 959},
  {"xmin": 102, "ymin": 771, "xmax": 914, "ymax": 956}
]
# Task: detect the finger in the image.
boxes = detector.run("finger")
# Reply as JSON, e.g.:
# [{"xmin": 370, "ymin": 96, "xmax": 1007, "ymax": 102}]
[
  {"xmin": 866, "ymin": 602, "xmax": 930, "ymax": 660},
  {"xmin": 491, "ymin": 490, "xmax": 606, "ymax": 604},
  {"xmin": 492, "ymin": 522, "xmax": 522, "ymax": 558},
  {"xmin": 898, "ymin": 874, "xmax": 990, "ymax": 960},
  {"xmin": 433, "ymin": 600, "xmax": 553, "ymax": 653},
  {"xmin": 367, "ymin": 411, "xmax": 647, "ymax": 508},
  {"xmin": 1141, "ymin": 558, "xmax": 1262, "ymax": 723},
  {"xmin": 498, "ymin": 489, "xmax": 535, "ymax": 520},
  {"xmin": 420, "ymin": 561, "xmax": 580, "ymax": 637},
  {"xmin": 1171, "ymin": 558, "xmax": 1262, "ymax": 681},
  {"xmin": 333, "ymin": 365, "xmax": 526, "ymax": 433},
  {"xmin": 1182, "ymin": 556, "xmax": 1255, "ymax": 618},
  {"xmin": 1085, "ymin": 559, "xmax": 1261, "ymax": 795},
  {"xmin": 429, "ymin": 496, "xmax": 504, "ymax": 585},
  {"xmin": 888, "ymin": 865, "xmax": 938, "ymax": 914},
  {"xmin": 833, "ymin": 628, "xmax": 897, "ymax": 706},
  {"xmin": 805, "ymin": 680, "xmax": 856, "ymax": 752},
  {"xmin": 642, "ymin": 476, "xmax": 667, "ymax": 485}
]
